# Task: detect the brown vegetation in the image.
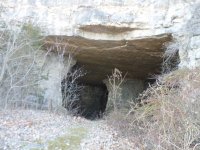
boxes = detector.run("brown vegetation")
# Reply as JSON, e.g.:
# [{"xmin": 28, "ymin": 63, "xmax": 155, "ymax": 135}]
[{"xmin": 107, "ymin": 68, "xmax": 200, "ymax": 149}]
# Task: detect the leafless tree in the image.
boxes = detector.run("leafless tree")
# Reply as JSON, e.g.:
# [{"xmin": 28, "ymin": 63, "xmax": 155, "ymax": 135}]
[{"xmin": 0, "ymin": 3, "xmax": 46, "ymax": 108}]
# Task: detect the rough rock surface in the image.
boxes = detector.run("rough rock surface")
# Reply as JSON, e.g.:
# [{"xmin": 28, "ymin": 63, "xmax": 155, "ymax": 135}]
[
  {"xmin": 179, "ymin": 2, "xmax": 200, "ymax": 68},
  {"xmin": 45, "ymin": 34, "xmax": 171, "ymax": 84},
  {"xmin": 36, "ymin": 51, "xmax": 76, "ymax": 110},
  {"xmin": 3, "ymin": 0, "xmax": 199, "ymax": 71},
  {"xmin": 2, "ymin": 0, "xmax": 200, "ymax": 109},
  {"xmin": 104, "ymin": 79, "xmax": 144, "ymax": 111}
]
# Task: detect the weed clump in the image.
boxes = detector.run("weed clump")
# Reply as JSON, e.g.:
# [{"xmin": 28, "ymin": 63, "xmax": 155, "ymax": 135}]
[{"xmin": 107, "ymin": 68, "xmax": 200, "ymax": 149}]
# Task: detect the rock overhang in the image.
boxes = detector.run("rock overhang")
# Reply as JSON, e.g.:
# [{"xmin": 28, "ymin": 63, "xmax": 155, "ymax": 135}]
[
  {"xmin": 3, "ymin": 0, "xmax": 200, "ymax": 113},
  {"xmin": 45, "ymin": 33, "xmax": 172, "ymax": 85}
]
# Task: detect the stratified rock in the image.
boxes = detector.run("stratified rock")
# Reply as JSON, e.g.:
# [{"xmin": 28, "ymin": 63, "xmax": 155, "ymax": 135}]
[{"xmin": 2, "ymin": 0, "xmax": 200, "ymax": 110}]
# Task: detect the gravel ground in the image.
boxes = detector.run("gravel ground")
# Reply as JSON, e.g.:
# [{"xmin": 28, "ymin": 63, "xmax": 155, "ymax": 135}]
[{"xmin": 0, "ymin": 110, "xmax": 134, "ymax": 150}]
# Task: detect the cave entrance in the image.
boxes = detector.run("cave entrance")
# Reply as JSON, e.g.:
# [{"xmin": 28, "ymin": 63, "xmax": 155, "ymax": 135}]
[
  {"xmin": 78, "ymin": 83, "xmax": 108, "ymax": 119},
  {"xmin": 58, "ymin": 33, "xmax": 180, "ymax": 119},
  {"xmin": 61, "ymin": 65, "xmax": 108, "ymax": 120}
]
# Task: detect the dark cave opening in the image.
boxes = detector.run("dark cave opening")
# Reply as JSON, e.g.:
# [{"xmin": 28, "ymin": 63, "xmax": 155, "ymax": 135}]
[
  {"xmin": 60, "ymin": 40, "xmax": 180, "ymax": 120},
  {"xmin": 78, "ymin": 83, "xmax": 108, "ymax": 119},
  {"xmin": 61, "ymin": 65, "xmax": 109, "ymax": 119}
]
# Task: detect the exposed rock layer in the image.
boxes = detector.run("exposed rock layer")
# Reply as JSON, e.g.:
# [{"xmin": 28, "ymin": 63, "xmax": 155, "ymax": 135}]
[
  {"xmin": 3, "ymin": 0, "xmax": 200, "ymax": 110},
  {"xmin": 45, "ymin": 34, "xmax": 171, "ymax": 84},
  {"xmin": 104, "ymin": 79, "xmax": 144, "ymax": 112}
]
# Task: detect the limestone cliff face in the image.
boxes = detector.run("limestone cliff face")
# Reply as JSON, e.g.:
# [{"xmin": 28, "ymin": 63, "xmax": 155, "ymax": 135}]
[
  {"xmin": 2, "ymin": 0, "xmax": 195, "ymax": 38},
  {"xmin": 3, "ymin": 0, "xmax": 200, "ymax": 77},
  {"xmin": 2, "ymin": 0, "xmax": 200, "ymax": 110}
]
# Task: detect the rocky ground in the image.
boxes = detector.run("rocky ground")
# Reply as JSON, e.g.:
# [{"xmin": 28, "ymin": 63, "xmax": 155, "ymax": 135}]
[{"xmin": 0, "ymin": 110, "xmax": 134, "ymax": 150}]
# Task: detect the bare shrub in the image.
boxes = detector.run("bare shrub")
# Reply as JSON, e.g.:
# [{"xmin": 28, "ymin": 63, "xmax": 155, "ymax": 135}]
[
  {"xmin": 0, "ymin": 5, "xmax": 79, "ymax": 111},
  {"xmin": 0, "ymin": 13, "xmax": 46, "ymax": 109},
  {"xmin": 121, "ymin": 68, "xmax": 200, "ymax": 149},
  {"xmin": 106, "ymin": 68, "xmax": 126, "ymax": 112},
  {"xmin": 61, "ymin": 66, "xmax": 86, "ymax": 115},
  {"xmin": 0, "ymin": 5, "xmax": 83, "ymax": 113},
  {"xmin": 162, "ymin": 41, "xmax": 180, "ymax": 73}
]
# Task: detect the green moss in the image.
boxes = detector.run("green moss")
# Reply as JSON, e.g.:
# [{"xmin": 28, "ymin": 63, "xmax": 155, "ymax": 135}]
[
  {"xmin": 22, "ymin": 23, "xmax": 42, "ymax": 39},
  {"xmin": 48, "ymin": 127, "xmax": 88, "ymax": 150},
  {"xmin": 21, "ymin": 23, "xmax": 44, "ymax": 49}
]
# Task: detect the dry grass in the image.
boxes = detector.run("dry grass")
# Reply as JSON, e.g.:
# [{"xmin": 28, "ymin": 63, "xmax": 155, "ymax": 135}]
[
  {"xmin": 105, "ymin": 68, "xmax": 127, "ymax": 112},
  {"xmin": 107, "ymin": 68, "xmax": 200, "ymax": 150}
]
